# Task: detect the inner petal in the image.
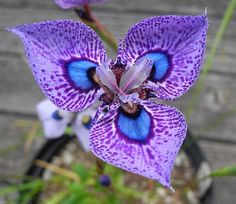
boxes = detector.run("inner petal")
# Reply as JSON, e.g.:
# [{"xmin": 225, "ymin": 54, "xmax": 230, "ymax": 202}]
[
  {"xmin": 119, "ymin": 56, "xmax": 153, "ymax": 93},
  {"xmin": 96, "ymin": 64, "xmax": 121, "ymax": 94},
  {"xmin": 117, "ymin": 106, "xmax": 152, "ymax": 142},
  {"xmin": 66, "ymin": 60, "xmax": 98, "ymax": 90}
]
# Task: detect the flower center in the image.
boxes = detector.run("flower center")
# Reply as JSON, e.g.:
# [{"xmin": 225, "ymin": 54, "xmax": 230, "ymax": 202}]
[{"xmin": 95, "ymin": 57, "xmax": 153, "ymax": 106}]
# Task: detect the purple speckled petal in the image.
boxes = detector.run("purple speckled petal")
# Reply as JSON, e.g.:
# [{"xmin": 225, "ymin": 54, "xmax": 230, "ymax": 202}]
[
  {"xmin": 55, "ymin": 0, "xmax": 107, "ymax": 9},
  {"xmin": 9, "ymin": 20, "xmax": 107, "ymax": 111},
  {"xmin": 90, "ymin": 101, "xmax": 187, "ymax": 188},
  {"xmin": 122, "ymin": 14, "xmax": 208, "ymax": 100}
]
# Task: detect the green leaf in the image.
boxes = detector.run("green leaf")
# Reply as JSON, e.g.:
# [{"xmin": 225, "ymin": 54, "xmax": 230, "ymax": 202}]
[
  {"xmin": 0, "ymin": 180, "xmax": 43, "ymax": 196},
  {"xmin": 65, "ymin": 127, "xmax": 73, "ymax": 135},
  {"xmin": 72, "ymin": 163, "xmax": 90, "ymax": 181},
  {"xmin": 209, "ymin": 165, "xmax": 236, "ymax": 177},
  {"xmin": 43, "ymin": 191, "xmax": 68, "ymax": 204},
  {"xmin": 198, "ymin": 164, "xmax": 236, "ymax": 183}
]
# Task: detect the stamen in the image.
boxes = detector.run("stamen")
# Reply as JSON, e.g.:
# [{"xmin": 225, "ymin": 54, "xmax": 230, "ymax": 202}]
[
  {"xmin": 96, "ymin": 64, "xmax": 122, "ymax": 94},
  {"xmin": 92, "ymin": 73, "xmax": 100, "ymax": 84}
]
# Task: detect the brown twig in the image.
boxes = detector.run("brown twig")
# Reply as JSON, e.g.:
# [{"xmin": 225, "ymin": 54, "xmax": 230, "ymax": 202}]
[
  {"xmin": 75, "ymin": 4, "xmax": 118, "ymax": 51},
  {"xmin": 35, "ymin": 160, "xmax": 80, "ymax": 182}
]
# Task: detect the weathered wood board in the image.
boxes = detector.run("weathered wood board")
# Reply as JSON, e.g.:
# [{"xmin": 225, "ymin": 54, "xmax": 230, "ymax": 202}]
[{"xmin": 0, "ymin": 0, "xmax": 236, "ymax": 202}]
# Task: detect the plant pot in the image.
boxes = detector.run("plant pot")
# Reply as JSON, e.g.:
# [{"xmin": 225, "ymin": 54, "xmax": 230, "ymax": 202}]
[{"xmin": 19, "ymin": 131, "xmax": 213, "ymax": 204}]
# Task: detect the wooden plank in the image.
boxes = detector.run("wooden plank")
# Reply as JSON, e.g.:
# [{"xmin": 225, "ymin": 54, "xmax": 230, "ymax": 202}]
[
  {"xmin": 0, "ymin": 114, "xmax": 43, "ymax": 179},
  {"xmin": 198, "ymin": 140, "xmax": 236, "ymax": 204},
  {"xmin": 0, "ymin": 1, "xmax": 235, "ymax": 202},
  {"xmin": 1, "ymin": 8, "xmax": 76, "ymax": 54},
  {"xmin": 1, "ymin": 7, "xmax": 236, "ymax": 74},
  {"xmin": 0, "ymin": 0, "xmax": 233, "ymax": 20},
  {"xmin": 0, "ymin": 56, "xmax": 44, "ymax": 114},
  {"xmin": 0, "ymin": 0, "xmax": 26, "ymax": 8},
  {"xmin": 0, "ymin": 53, "xmax": 236, "ymax": 142},
  {"xmin": 166, "ymin": 71, "xmax": 236, "ymax": 142},
  {"xmin": 0, "ymin": 3, "xmax": 236, "ymax": 142},
  {"xmin": 1, "ymin": 6, "xmax": 236, "ymax": 45}
]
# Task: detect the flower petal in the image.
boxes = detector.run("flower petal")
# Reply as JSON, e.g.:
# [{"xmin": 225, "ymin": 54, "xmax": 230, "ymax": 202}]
[
  {"xmin": 55, "ymin": 0, "xmax": 107, "ymax": 9},
  {"xmin": 122, "ymin": 14, "xmax": 208, "ymax": 100},
  {"xmin": 90, "ymin": 101, "xmax": 187, "ymax": 188},
  {"xmin": 8, "ymin": 20, "xmax": 107, "ymax": 111},
  {"xmin": 36, "ymin": 99, "xmax": 74, "ymax": 138},
  {"xmin": 96, "ymin": 64, "xmax": 121, "ymax": 94},
  {"xmin": 72, "ymin": 107, "xmax": 96, "ymax": 152},
  {"xmin": 120, "ymin": 56, "xmax": 153, "ymax": 93}
]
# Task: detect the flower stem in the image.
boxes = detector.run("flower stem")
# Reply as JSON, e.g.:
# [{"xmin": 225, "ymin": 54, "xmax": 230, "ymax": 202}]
[
  {"xmin": 75, "ymin": 4, "xmax": 118, "ymax": 52},
  {"xmin": 95, "ymin": 158, "xmax": 105, "ymax": 175},
  {"xmin": 185, "ymin": 0, "xmax": 236, "ymax": 121}
]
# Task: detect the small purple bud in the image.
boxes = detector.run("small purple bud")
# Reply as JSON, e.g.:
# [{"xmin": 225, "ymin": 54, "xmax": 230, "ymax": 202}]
[{"xmin": 99, "ymin": 174, "xmax": 111, "ymax": 187}]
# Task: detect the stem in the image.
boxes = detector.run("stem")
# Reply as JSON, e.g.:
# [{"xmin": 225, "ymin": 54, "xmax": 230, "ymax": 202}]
[
  {"xmin": 76, "ymin": 4, "xmax": 118, "ymax": 52},
  {"xmin": 185, "ymin": 0, "xmax": 236, "ymax": 121},
  {"xmin": 147, "ymin": 179, "xmax": 155, "ymax": 192},
  {"xmin": 95, "ymin": 158, "xmax": 105, "ymax": 175}
]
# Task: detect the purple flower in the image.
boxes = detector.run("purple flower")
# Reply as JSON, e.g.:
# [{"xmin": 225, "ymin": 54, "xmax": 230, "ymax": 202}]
[
  {"xmin": 8, "ymin": 14, "xmax": 208, "ymax": 188},
  {"xmin": 55, "ymin": 0, "xmax": 107, "ymax": 9}
]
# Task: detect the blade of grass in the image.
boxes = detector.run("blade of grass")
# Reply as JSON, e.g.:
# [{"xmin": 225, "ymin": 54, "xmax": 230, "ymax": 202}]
[
  {"xmin": 43, "ymin": 191, "xmax": 69, "ymax": 204},
  {"xmin": 209, "ymin": 165, "xmax": 236, "ymax": 177},
  {"xmin": 0, "ymin": 180, "xmax": 43, "ymax": 196},
  {"xmin": 186, "ymin": 0, "xmax": 236, "ymax": 121},
  {"xmin": 198, "ymin": 164, "xmax": 236, "ymax": 183}
]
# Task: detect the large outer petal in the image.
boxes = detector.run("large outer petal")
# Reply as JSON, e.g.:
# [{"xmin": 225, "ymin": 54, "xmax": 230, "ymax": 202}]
[
  {"xmin": 90, "ymin": 102, "xmax": 187, "ymax": 188},
  {"xmin": 55, "ymin": 0, "xmax": 107, "ymax": 9},
  {"xmin": 121, "ymin": 14, "xmax": 208, "ymax": 100},
  {"xmin": 9, "ymin": 20, "xmax": 106, "ymax": 111}
]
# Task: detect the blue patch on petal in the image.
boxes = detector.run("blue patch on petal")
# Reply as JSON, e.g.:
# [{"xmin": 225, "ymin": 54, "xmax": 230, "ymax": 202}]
[
  {"xmin": 67, "ymin": 60, "xmax": 97, "ymax": 90},
  {"xmin": 52, "ymin": 110, "xmax": 63, "ymax": 121},
  {"xmin": 147, "ymin": 52, "xmax": 169, "ymax": 81},
  {"xmin": 117, "ymin": 107, "xmax": 151, "ymax": 142}
]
